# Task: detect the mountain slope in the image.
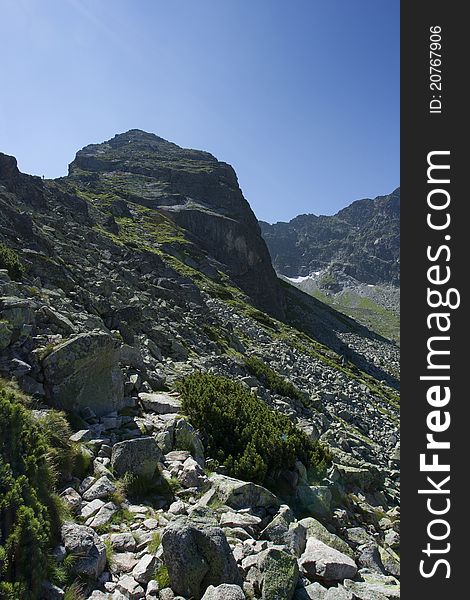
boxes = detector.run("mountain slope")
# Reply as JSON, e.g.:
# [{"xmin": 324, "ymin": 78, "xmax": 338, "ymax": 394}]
[
  {"xmin": 66, "ymin": 129, "xmax": 285, "ymax": 319},
  {"xmin": 260, "ymin": 188, "xmax": 400, "ymax": 286},
  {"xmin": 0, "ymin": 135, "xmax": 400, "ymax": 599}
]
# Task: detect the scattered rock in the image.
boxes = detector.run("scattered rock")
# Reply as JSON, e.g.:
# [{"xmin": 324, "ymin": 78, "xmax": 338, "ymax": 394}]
[
  {"xmin": 161, "ymin": 518, "xmax": 242, "ymax": 599},
  {"xmin": 61, "ymin": 522, "xmax": 106, "ymax": 578},
  {"xmin": 111, "ymin": 436, "xmax": 161, "ymax": 478},
  {"xmin": 299, "ymin": 539, "xmax": 357, "ymax": 583}
]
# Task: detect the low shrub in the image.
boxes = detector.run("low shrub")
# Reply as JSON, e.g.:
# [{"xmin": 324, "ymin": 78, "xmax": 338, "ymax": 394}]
[
  {"xmin": 245, "ymin": 355, "xmax": 305, "ymax": 403},
  {"xmin": 0, "ymin": 243, "xmax": 24, "ymax": 280},
  {"xmin": 176, "ymin": 372, "xmax": 331, "ymax": 486}
]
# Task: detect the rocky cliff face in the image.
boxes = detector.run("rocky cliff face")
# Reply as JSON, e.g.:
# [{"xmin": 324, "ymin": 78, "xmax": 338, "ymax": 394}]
[
  {"xmin": 260, "ymin": 189, "xmax": 400, "ymax": 286},
  {"xmin": 66, "ymin": 130, "xmax": 285, "ymax": 319},
  {"xmin": 0, "ymin": 137, "xmax": 400, "ymax": 600}
]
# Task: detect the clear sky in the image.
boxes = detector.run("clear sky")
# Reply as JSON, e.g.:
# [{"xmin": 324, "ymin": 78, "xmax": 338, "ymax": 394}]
[{"xmin": 1, "ymin": 0, "xmax": 399, "ymax": 223}]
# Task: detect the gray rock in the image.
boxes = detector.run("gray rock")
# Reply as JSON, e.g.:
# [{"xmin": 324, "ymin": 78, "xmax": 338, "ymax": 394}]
[
  {"xmin": 42, "ymin": 331, "xmax": 124, "ymax": 416},
  {"xmin": 110, "ymin": 532, "xmax": 137, "ymax": 552},
  {"xmin": 87, "ymin": 502, "xmax": 117, "ymax": 528},
  {"xmin": 294, "ymin": 582, "xmax": 328, "ymax": 599},
  {"xmin": 81, "ymin": 498, "xmax": 105, "ymax": 519},
  {"xmin": 138, "ymin": 392, "xmax": 181, "ymax": 414},
  {"xmin": 83, "ymin": 475, "xmax": 116, "ymax": 501},
  {"xmin": 258, "ymin": 547, "xmax": 298, "ymax": 600},
  {"xmin": 357, "ymin": 544, "xmax": 386, "ymax": 574},
  {"xmin": 146, "ymin": 579, "xmax": 159, "ymax": 597},
  {"xmin": 173, "ymin": 418, "xmax": 205, "ymax": 466},
  {"xmin": 296, "ymin": 484, "xmax": 332, "ymax": 519},
  {"xmin": 61, "ymin": 522, "xmax": 106, "ymax": 578},
  {"xmin": 343, "ymin": 571, "xmax": 400, "ymax": 599},
  {"xmin": 60, "ymin": 487, "xmax": 82, "ymax": 512},
  {"xmin": 115, "ymin": 575, "xmax": 145, "ymax": 599},
  {"xmin": 110, "ymin": 552, "xmax": 139, "ymax": 574},
  {"xmin": 209, "ymin": 474, "xmax": 280, "ymax": 511},
  {"xmin": 111, "ymin": 436, "xmax": 161, "ymax": 478},
  {"xmin": 299, "ymin": 539, "xmax": 357, "ymax": 583},
  {"xmin": 299, "ymin": 518, "xmax": 354, "ymax": 559},
  {"xmin": 161, "ymin": 518, "xmax": 242, "ymax": 599},
  {"xmin": 201, "ymin": 584, "xmax": 246, "ymax": 599},
  {"xmin": 132, "ymin": 553, "xmax": 158, "ymax": 585}
]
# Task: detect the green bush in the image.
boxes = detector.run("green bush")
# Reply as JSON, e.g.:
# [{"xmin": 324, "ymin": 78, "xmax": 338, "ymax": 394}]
[
  {"xmin": 245, "ymin": 356, "xmax": 305, "ymax": 403},
  {"xmin": 176, "ymin": 373, "xmax": 331, "ymax": 486},
  {"xmin": 0, "ymin": 384, "xmax": 61, "ymax": 599},
  {"xmin": 0, "ymin": 243, "xmax": 24, "ymax": 280}
]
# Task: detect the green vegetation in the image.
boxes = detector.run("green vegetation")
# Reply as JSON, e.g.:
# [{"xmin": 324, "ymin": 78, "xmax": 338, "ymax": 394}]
[
  {"xmin": 147, "ymin": 531, "xmax": 161, "ymax": 555},
  {"xmin": 0, "ymin": 382, "xmax": 62, "ymax": 599},
  {"xmin": 155, "ymin": 564, "xmax": 170, "ymax": 589},
  {"xmin": 0, "ymin": 243, "xmax": 24, "ymax": 280},
  {"xmin": 311, "ymin": 289, "xmax": 400, "ymax": 343},
  {"xmin": 245, "ymin": 355, "xmax": 305, "ymax": 403},
  {"xmin": 176, "ymin": 373, "xmax": 331, "ymax": 486},
  {"xmin": 104, "ymin": 538, "xmax": 114, "ymax": 566}
]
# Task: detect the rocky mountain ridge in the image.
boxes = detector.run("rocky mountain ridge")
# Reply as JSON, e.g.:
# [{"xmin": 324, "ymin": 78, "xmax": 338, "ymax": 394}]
[
  {"xmin": 0, "ymin": 132, "xmax": 399, "ymax": 600},
  {"xmin": 259, "ymin": 189, "xmax": 400, "ymax": 286}
]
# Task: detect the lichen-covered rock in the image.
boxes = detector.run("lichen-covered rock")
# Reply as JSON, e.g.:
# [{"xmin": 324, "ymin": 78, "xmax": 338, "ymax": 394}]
[
  {"xmin": 161, "ymin": 518, "xmax": 242, "ymax": 599},
  {"xmin": 111, "ymin": 436, "xmax": 160, "ymax": 478},
  {"xmin": 61, "ymin": 522, "xmax": 106, "ymax": 578},
  {"xmin": 258, "ymin": 547, "xmax": 299, "ymax": 600},
  {"xmin": 42, "ymin": 331, "xmax": 124, "ymax": 416}
]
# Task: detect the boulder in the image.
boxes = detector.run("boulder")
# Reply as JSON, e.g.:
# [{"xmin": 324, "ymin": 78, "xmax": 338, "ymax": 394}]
[
  {"xmin": 173, "ymin": 418, "xmax": 205, "ymax": 466},
  {"xmin": 115, "ymin": 575, "xmax": 145, "ymax": 599},
  {"xmin": 111, "ymin": 436, "xmax": 160, "ymax": 478},
  {"xmin": 110, "ymin": 532, "xmax": 137, "ymax": 552},
  {"xmin": 299, "ymin": 518, "xmax": 354, "ymax": 559},
  {"xmin": 299, "ymin": 539, "xmax": 357, "ymax": 583},
  {"xmin": 138, "ymin": 392, "xmax": 181, "ymax": 414},
  {"xmin": 86, "ymin": 502, "xmax": 117, "ymax": 528},
  {"xmin": 180, "ymin": 456, "xmax": 208, "ymax": 489},
  {"xmin": 209, "ymin": 474, "xmax": 280, "ymax": 511},
  {"xmin": 261, "ymin": 505, "xmax": 305, "ymax": 556},
  {"xmin": 42, "ymin": 331, "xmax": 124, "ymax": 416},
  {"xmin": 132, "ymin": 553, "xmax": 158, "ymax": 585},
  {"xmin": 61, "ymin": 522, "xmax": 106, "ymax": 578},
  {"xmin": 161, "ymin": 518, "xmax": 242, "ymax": 599},
  {"xmin": 343, "ymin": 571, "xmax": 400, "ymax": 599},
  {"xmin": 82, "ymin": 475, "xmax": 116, "ymax": 501},
  {"xmin": 201, "ymin": 584, "xmax": 246, "ymax": 599},
  {"xmin": 296, "ymin": 484, "xmax": 332, "ymax": 519},
  {"xmin": 258, "ymin": 547, "xmax": 299, "ymax": 600}
]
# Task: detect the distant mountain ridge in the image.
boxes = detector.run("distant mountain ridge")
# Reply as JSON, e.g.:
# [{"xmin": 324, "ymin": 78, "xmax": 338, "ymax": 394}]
[{"xmin": 260, "ymin": 188, "xmax": 400, "ymax": 286}]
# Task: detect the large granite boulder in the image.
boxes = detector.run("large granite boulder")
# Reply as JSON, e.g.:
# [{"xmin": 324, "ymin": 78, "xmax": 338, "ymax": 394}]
[
  {"xmin": 61, "ymin": 522, "xmax": 106, "ymax": 578},
  {"xmin": 299, "ymin": 539, "xmax": 357, "ymax": 583},
  {"xmin": 259, "ymin": 547, "xmax": 299, "ymax": 600},
  {"xmin": 209, "ymin": 474, "xmax": 280, "ymax": 511},
  {"xmin": 161, "ymin": 518, "xmax": 242, "ymax": 599},
  {"xmin": 42, "ymin": 331, "xmax": 124, "ymax": 416},
  {"xmin": 111, "ymin": 436, "xmax": 161, "ymax": 478}
]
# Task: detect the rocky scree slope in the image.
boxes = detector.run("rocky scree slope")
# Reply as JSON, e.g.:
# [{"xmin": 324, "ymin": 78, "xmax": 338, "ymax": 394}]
[{"xmin": 0, "ymin": 134, "xmax": 399, "ymax": 600}]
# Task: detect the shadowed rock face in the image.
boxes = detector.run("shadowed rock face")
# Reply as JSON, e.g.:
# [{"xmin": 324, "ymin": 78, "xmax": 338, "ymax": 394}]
[
  {"xmin": 67, "ymin": 130, "xmax": 285, "ymax": 318},
  {"xmin": 260, "ymin": 189, "xmax": 400, "ymax": 286}
]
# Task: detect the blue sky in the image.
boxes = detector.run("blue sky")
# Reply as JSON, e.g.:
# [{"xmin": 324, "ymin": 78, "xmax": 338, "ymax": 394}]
[{"xmin": 1, "ymin": 0, "xmax": 399, "ymax": 223}]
